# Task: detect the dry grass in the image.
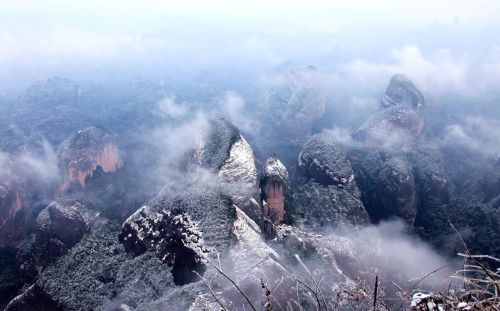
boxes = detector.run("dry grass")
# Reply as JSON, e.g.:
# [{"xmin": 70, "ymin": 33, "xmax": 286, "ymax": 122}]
[{"xmin": 195, "ymin": 222, "xmax": 499, "ymax": 310}]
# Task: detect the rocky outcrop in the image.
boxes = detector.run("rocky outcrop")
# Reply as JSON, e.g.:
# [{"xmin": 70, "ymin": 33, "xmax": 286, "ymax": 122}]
[
  {"xmin": 347, "ymin": 75, "xmax": 424, "ymax": 225},
  {"xmin": 192, "ymin": 118, "xmax": 240, "ymax": 172},
  {"xmin": 0, "ymin": 181, "xmax": 25, "ymax": 247},
  {"xmin": 35, "ymin": 201, "xmax": 89, "ymax": 248},
  {"xmin": 354, "ymin": 74, "xmax": 425, "ymax": 148},
  {"xmin": 119, "ymin": 187, "xmax": 236, "ymax": 285},
  {"xmin": 16, "ymin": 200, "xmax": 96, "ymax": 280},
  {"xmin": 149, "ymin": 188, "xmax": 236, "ymax": 252},
  {"xmin": 410, "ymin": 145, "xmax": 451, "ymax": 210},
  {"xmin": 59, "ymin": 127, "xmax": 121, "ymax": 193},
  {"xmin": 192, "ymin": 118, "xmax": 261, "ymax": 225},
  {"xmin": 120, "ymin": 208, "xmax": 208, "ymax": 285},
  {"xmin": 276, "ymin": 224, "xmax": 358, "ymax": 281},
  {"xmin": 292, "ymin": 134, "xmax": 371, "ymax": 227},
  {"xmin": 229, "ymin": 206, "xmax": 281, "ymax": 273},
  {"xmin": 349, "ymin": 148, "xmax": 418, "ymax": 224},
  {"xmin": 7, "ymin": 222, "xmax": 183, "ymax": 311},
  {"xmin": 32, "ymin": 223, "xmax": 128, "ymax": 311},
  {"xmin": 218, "ymin": 135, "xmax": 258, "ymax": 187},
  {"xmin": 261, "ymin": 156, "xmax": 289, "ymax": 226}
]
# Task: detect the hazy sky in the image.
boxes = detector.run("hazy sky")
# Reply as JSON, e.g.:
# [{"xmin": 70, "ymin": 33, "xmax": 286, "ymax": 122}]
[
  {"xmin": 2, "ymin": 0, "xmax": 500, "ymax": 34},
  {"xmin": 0, "ymin": 0, "xmax": 499, "ymax": 95}
]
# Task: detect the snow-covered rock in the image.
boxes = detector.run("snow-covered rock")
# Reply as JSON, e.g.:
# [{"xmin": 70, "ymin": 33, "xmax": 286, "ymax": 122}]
[
  {"xmin": 354, "ymin": 74, "xmax": 425, "ymax": 148},
  {"xmin": 191, "ymin": 118, "xmax": 240, "ymax": 172},
  {"xmin": 228, "ymin": 206, "xmax": 280, "ymax": 275},
  {"xmin": 218, "ymin": 135, "xmax": 258, "ymax": 187},
  {"xmin": 292, "ymin": 134, "xmax": 370, "ymax": 227},
  {"xmin": 261, "ymin": 156, "xmax": 290, "ymax": 226},
  {"xmin": 120, "ymin": 207, "xmax": 208, "ymax": 285}
]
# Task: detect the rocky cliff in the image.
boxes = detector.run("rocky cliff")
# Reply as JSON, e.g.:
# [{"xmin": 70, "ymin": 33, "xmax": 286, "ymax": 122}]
[
  {"xmin": 292, "ymin": 134, "xmax": 371, "ymax": 227},
  {"xmin": 261, "ymin": 156, "xmax": 289, "ymax": 226},
  {"xmin": 354, "ymin": 74, "xmax": 425, "ymax": 148},
  {"xmin": 59, "ymin": 127, "xmax": 121, "ymax": 193}
]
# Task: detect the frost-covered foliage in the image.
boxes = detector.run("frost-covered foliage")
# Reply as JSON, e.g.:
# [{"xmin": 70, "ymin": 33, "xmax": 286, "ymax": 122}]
[
  {"xmin": 37, "ymin": 223, "xmax": 128, "ymax": 311},
  {"xmin": 100, "ymin": 252, "xmax": 175, "ymax": 310},
  {"xmin": 35, "ymin": 221, "xmax": 188, "ymax": 311}
]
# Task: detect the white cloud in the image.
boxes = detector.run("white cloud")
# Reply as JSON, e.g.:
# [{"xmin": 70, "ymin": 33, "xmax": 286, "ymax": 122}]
[
  {"xmin": 0, "ymin": 140, "xmax": 60, "ymax": 183},
  {"xmin": 343, "ymin": 45, "xmax": 468, "ymax": 97},
  {"xmin": 19, "ymin": 140, "xmax": 60, "ymax": 182},
  {"xmin": 157, "ymin": 96, "xmax": 188, "ymax": 118},
  {"xmin": 221, "ymin": 92, "xmax": 256, "ymax": 134},
  {"xmin": 442, "ymin": 116, "xmax": 500, "ymax": 158},
  {"xmin": 342, "ymin": 220, "xmax": 454, "ymax": 286}
]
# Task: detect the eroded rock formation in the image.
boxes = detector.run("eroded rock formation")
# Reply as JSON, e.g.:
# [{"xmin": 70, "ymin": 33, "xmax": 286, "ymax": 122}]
[
  {"xmin": 0, "ymin": 182, "xmax": 23, "ymax": 244},
  {"xmin": 59, "ymin": 127, "xmax": 121, "ymax": 193},
  {"xmin": 192, "ymin": 118, "xmax": 240, "ymax": 173},
  {"xmin": 293, "ymin": 134, "xmax": 371, "ymax": 227},
  {"xmin": 16, "ymin": 200, "xmax": 97, "ymax": 280},
  {"xmin": 120, "ymin": 208, "xmax": 208, "ymax": 285},
  {"xmin": 261, "ymin": 156, "xmax": 289, "ymax": 226},
  {"xmin": 354, "ymin": 74, "xmax": 425, "ymax": 148},
  {"xmin": 192, "ymin": 117, "xmax": 261, "ymax": 224},
  {"xmin": 348, "ymin": 75, "xmax": 424, "ymax": 225},
  {"xmin": 218, "ymin": 135, "xmax": 258, "ymax": 187},
  {"xmin": 0, "ymin": 180, "xmax": 34, "ymax": 248},
  {"xmin": 349, "ymin": 149, "xmax": 418, "ymax": 224}
]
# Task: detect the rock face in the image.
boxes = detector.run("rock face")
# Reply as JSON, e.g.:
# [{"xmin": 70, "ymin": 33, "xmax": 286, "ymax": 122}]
[
  {"xmin": 120, "ymin": 208, "xmax": 208, "ymax": 285},
  {"xmin": 192, "ymin": 118, "xmax": 240, "ymax": 172},
  {"xmin": 410, "ymin": 145, "xmax": 451, "ymax": 210},
  {"xmin": 354, "ymin": 74, "xmax": 425, "ymax": 147},
  {"xmin": 59, "ymin": 127, "xmax": 121, "ymax": 193},
  {"xmin": 120, "ymin": 187, "xmax": 235, "ymax": 283},
  {"xmin": 292, "ymin": 134, "xmax": 371, "ymax": 227},
  {"xmin": 218, "ymin": 135, "xmax": 258, "ymax": 187},
  {"xmin": 261, "ymin": 156, "xmax": 289, "ymax": 225},
  {"xmin": 349, "ymin": 150, "xmax": 418, "ymax": 224},
  {"xmin": 0, "ymin": 181, "xmax": 25, "ymax": 247},
  {"xmin": 149, "ymin": 188, "xmax": 236, "ymax": 252},
  {"xmin": 35, "ymin": 201, "xmax": 88, "ymax": 248},
  {"xmin": 16, "ymin": 200, "xmax": 95, "ymax": 280},
  {"xmin": 192, "ymin": 117, "xmax": 261, "ymax": 224},
  {"xmin": 347, "ymin": 75, "xmax": 424, "ymax": 225}
]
